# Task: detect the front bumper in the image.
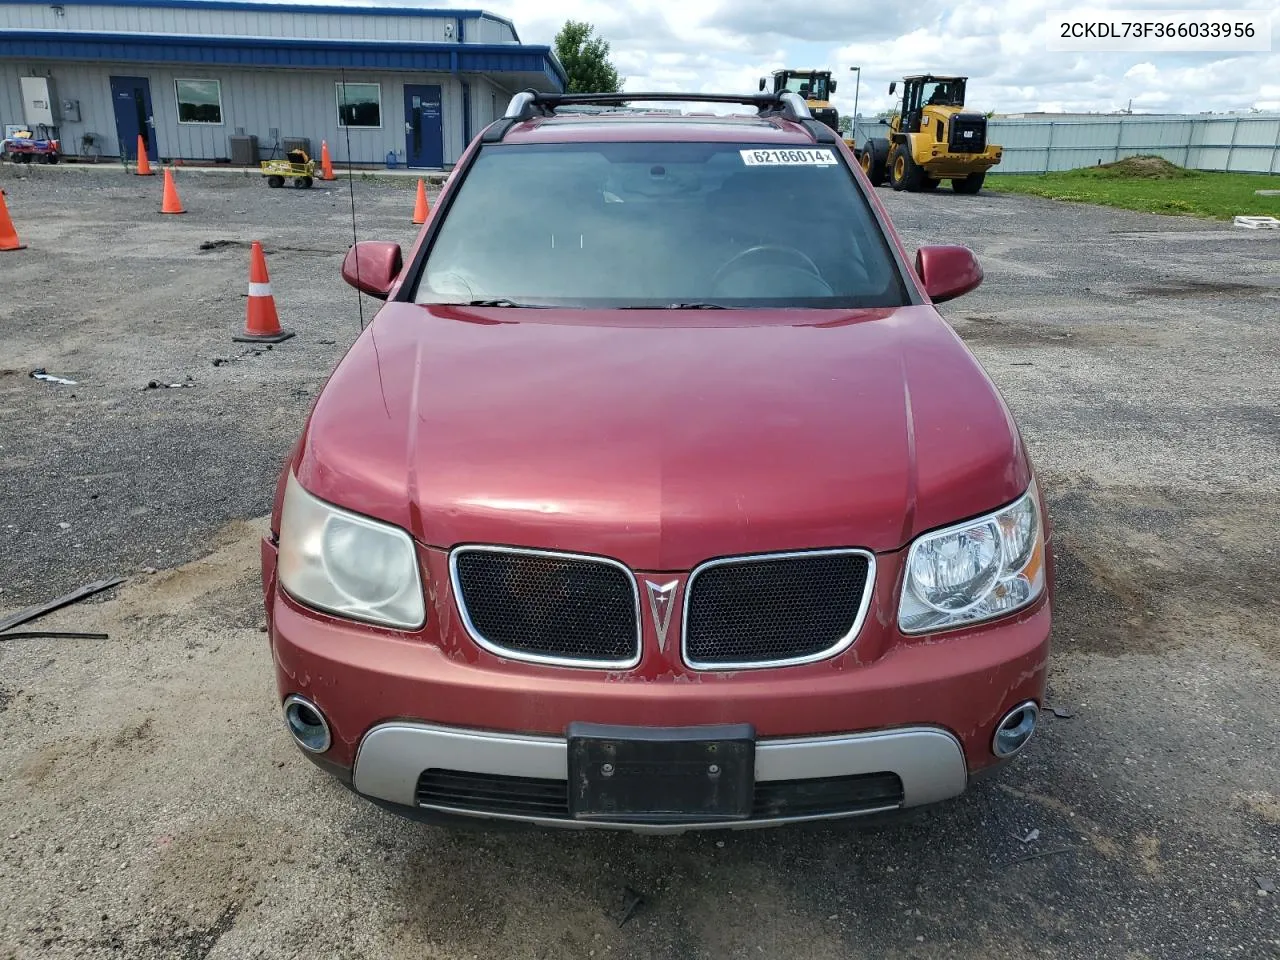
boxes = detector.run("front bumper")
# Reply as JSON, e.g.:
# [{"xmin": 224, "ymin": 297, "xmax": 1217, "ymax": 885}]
[
  {"xmin": 263, "ymin": 537, "xmax": 1052, "ymax": 830},
  {"xmin": 351, "ymin": 721, "xmax": 967, "ymax": 833},
  {"xmin": 922, "ymin": 146, "xmax": 1003, "ymax": 177}
]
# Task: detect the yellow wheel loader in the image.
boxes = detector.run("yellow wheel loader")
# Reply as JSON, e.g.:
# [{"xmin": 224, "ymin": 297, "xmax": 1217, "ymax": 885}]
[
  {"xmin": 856, "ymin": 75, "xmax": 1003, "ymax": 194},
  {"xmin": 759, "ymin": 69, "xmax": 841, "ymax": 135}
]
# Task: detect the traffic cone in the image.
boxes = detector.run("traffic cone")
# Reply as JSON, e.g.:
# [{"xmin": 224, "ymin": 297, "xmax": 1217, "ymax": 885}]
[
  {"xmin": 161, "ymin": 168, "xmax": 185, "ymax": 214},
  {"xmin": 234, "ymin": 241, "xmax": 295, "ymax": 343},
  {"xmin": 135, "ymin": 135, "xmax": 154, "ymax": 176},
  {"xmin": 320, "ymin": 140, "xmax": 336, "ymax": 181},
  {"xmin": 0, "ymin": 189, "xmax": 27, "ymax": 252},
  {"xmin": 412, "ymin": 178, "xmax": 430, "ymax": 224}
]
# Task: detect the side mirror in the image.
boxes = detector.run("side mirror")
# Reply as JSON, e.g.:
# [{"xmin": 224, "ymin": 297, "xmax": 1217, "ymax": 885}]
[
  {"xmin": 889, "ymin": 81, "xmax": 897, "ymax": 95},
  {"xmin": 341, "ymin": 241, "xmax": 403, "ymax": 300},
  {"xmin": 830, "ymin": 80, "xmax": 838, "ymax": 93},
  {"xmin": 758, "ymin": 77, "xmax": 766, "ymax": 92},
  {"xmin": 915, "ymin": 245, "xmax": 983, "ymax": 303}
]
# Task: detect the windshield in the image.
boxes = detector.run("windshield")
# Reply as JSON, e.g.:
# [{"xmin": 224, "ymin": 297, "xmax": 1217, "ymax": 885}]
[
  {"xmin": 921, "ymin": 80, "xmax": 965, "ymax": 107},
  {"xmin": 411, "ymin": 141, "xmax": 908, "ymax": 309},
  {"xmin": 782, "ymin": 73, "xmax": 831, "ymax": 100}
]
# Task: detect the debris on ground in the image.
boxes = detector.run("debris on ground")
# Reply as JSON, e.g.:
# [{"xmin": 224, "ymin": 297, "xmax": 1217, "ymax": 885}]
[
  {"xmin": 1050, "ymin": 705, "xmax": 1076, "ymax": 719},
  {"xmin": 0, "ymin": 576, "xmax": 124, "ymax": 635},
  {"xmin": 144, "ymin": 378, "xmax": 196, "ymax": 390},
  {"xmin": 1257, "ymin": 877, "xmax": 1276, "ymax": 894},
  {"xmin": 1233, "ymin": 216, "xmax": 1280, "ymax": 230},
  {"xmin": 29, "ymin": 368, "xmax": 77, "ymax": 386},
  {"xmin": 212, "ymin": 345, "xmax": 273, "ymax": 366},
  {"xmin": 0, "ymin": 631, "xmax": 109, "ymax": 642},
  {"xmin": 1020, "ymin": 828, "xmax": 1041, "ymax": 843},
  {"xmin": 618, "ymin": 886, "xmax": 645, "ymax": 928}
]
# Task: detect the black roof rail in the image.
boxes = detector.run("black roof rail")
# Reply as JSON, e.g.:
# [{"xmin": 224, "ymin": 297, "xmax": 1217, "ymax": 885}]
[{"xmin": 492, "ymin": 89, "xmax": 817, "ymax": 130}]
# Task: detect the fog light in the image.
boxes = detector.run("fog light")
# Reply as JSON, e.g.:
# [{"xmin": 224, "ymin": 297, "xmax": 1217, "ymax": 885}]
[
  {"xmin": 992, "ymin": 701, "xmax": 1039, "ymax": 758},
  {"xmin": 283, "ymin": 695, "xmax": 331, "ymax": 754}
]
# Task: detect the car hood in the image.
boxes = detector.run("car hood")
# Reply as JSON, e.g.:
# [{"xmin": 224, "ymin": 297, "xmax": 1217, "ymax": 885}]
[{"xmin": 294, "ymin": 303, "xmax": 1029, "ymax": 570}]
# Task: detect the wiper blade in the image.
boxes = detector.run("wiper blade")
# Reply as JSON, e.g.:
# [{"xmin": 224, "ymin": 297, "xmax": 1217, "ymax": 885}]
[
  {"xmin": 454, "ymin": 298, "xmax": 550, "ymax": 308},
  {"xmin": 619, "ymin": 302, "xmax": 731, "ymax": 310}
]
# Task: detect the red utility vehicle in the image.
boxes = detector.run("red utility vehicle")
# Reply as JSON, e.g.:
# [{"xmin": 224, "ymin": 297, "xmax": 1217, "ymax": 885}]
[{"xmin": 260, "ymin": 90, "xmax": 1053, "ymax": 832}]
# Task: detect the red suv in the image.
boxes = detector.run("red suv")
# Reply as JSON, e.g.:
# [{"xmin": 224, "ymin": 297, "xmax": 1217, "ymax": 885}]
[{"xmin": 261, "ymin": 90, "xmax": 1054, "ymax": 832}]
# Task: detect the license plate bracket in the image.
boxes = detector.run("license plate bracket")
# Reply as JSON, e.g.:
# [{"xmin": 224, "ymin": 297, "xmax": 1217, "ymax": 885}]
[{"xmin": 567, "ymin": 722, "xmax": 755, "ymax": 823}]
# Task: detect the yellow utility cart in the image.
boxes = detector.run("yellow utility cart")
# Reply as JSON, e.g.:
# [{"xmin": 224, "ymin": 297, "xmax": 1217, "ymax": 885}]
[{"xmin": 261, "ymin": 148, "xmax": 315, "ymax": 189}]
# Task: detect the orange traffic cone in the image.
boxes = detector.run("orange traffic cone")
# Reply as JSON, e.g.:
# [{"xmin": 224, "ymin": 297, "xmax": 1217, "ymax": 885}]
[
  {"xmin": 412, "ymin": 178, "xmax": 430, "ymax": 224},
  {"xmin": 320, "ymin": 140, "xmax": 336, "ymax": 181},
  {"xmin": 234, "ymin": 241, "xmax": 295, "ymax": 343},
  {"xmin": 135, "ymin": 135, "xmax": 154, "ymax": 176},
  {"xmin": 0, "ymin": 189, "xmax": 27, "ymax": 252},
  {"xmin": 161, "ymin": 168, "xmax": 185, "ymax": 214}
]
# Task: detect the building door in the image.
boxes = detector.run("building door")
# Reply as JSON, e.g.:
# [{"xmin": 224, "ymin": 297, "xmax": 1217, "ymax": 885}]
[
  {"xmin": 403, "ymin": 84, "xmax": 443, "ymax": 168},
  {"xmin": 109, "ymin": 76, "xmax": 157, "ymax": 161}
]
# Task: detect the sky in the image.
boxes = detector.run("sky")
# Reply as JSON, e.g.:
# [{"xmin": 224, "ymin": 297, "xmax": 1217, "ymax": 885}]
[{"xmin": 482, "ymin": 0, "xmax": 1280, "ymax": 116}]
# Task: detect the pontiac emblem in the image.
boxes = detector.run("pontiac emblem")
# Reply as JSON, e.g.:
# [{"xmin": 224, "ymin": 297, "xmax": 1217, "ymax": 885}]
[{"xmin": 644, "ymin": 580, "xmax": 679, "ymax": 652}]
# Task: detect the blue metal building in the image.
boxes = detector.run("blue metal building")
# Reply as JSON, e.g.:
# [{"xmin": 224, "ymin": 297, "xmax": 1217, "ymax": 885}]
[{"xmin": 0, "ymin": 0, "xmax": 565, "ymax": 168}]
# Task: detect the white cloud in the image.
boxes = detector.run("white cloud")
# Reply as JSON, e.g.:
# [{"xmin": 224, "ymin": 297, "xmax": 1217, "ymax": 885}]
[{"xmin": 474, "ymin": 0, "xmax": 1279, "ymax": 115}]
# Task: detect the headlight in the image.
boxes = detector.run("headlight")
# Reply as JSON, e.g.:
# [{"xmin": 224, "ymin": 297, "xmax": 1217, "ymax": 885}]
[
  {"xmin": 898, "ymin": 485, "xmax": 1046, "ymax": 634},
  {"xmin": 277, "ymin": 472, "xmax": 425, "ymax": 630}
]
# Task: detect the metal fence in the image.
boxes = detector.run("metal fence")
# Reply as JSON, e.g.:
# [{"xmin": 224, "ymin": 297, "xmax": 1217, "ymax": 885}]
[{"xmin": 848, "ymin": 114, "xmax": 1280, "ymax": 175}]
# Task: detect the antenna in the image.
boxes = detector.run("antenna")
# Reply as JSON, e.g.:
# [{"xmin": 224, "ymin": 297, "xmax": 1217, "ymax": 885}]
[{"xmin": 340, "ymin": 68, "xmax": 366, "ymax": 331}]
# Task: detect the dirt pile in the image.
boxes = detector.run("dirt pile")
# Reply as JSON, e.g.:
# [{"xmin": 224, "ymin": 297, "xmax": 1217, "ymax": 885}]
[{"xmin": 1095, "ymin": 155, "xmax": 1194, "ymax": 179}]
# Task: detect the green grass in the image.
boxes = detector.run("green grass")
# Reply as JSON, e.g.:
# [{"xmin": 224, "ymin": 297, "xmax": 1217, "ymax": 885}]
[{"xmin": 985, "ymin": 156, "xmax": 1280, "ymax": 220}]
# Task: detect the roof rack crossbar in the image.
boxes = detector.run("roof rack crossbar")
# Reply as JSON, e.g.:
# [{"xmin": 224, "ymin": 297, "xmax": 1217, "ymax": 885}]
[{"xmin": 499, "ymin": 89, "xmax": 815, "ymax": 124}]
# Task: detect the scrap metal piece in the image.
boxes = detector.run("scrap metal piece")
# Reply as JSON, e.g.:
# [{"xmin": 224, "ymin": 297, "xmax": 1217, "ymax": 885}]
[
  {"xmin": 0, "ymin": 631, "xmax": 109, "ymax": 642},
  {"xmin": 29, "ymin": 368, "xmax": 77, "ymax": 385},
  {"xmin": 618, "ymin": 886, "xmax": 645, "ymax": 928},
  {"xmin": 0, "ymin": 577, "xmax": 125, "ymax": 634}
]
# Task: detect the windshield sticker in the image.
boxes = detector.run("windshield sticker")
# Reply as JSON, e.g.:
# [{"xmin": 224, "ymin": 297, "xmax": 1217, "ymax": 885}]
[{"xmin": 740, "ymin": 148, "xmax": 838, "ymax": 166}]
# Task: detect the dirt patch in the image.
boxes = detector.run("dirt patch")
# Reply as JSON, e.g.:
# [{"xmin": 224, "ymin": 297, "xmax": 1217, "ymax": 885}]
[
  {"xmin": 955, "ymin": 315, "xmax": 1163, "ymax": 350},
  {"xmin": 1128, "ymin": 280, "xmax": 1277, "ymax": 299},
  {"xmin": 1236, "ymin": 791, "xmax": 1280, "ymax": 825},
  {"xmin": 1045, "ymin": 479, "xmax": 1280, "ymax": 658},
  {"xmin": 141, "ymin": 903, "xmax": 242, "ymax": 960},
  {"xmin": 115, "ymin": 518, "xmax": 263, "ymax": 620},
  {"xmin": 197, "ymin": 238, "xmax": 344, "ymax": 256}
]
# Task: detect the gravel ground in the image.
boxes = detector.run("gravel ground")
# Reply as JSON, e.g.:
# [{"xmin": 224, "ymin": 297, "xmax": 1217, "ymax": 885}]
[{"xmin": 0, "ymin": 164, "xmax": 1277, "ymax": 960}]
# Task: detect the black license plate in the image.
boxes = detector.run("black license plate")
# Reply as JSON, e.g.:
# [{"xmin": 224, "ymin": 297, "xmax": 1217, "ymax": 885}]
[{"xmin": 567, "ymin": 722, "xmax": 755, "ymax": 823}]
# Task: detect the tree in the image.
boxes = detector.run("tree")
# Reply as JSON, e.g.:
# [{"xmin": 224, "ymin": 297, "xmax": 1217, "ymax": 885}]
[{"xmin": 554, "ymin": 20, "xmax": 622, "ymax": 94}]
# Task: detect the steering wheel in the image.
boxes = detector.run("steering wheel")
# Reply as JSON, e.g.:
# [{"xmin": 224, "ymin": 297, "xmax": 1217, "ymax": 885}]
[{"xmin": 710, "ymin": 244, "xmax": 830, "ymax": 294}]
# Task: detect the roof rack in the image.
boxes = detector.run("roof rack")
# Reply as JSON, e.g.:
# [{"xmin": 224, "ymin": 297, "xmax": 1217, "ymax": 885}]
[{"xmin": 483, "ymin": 90, "xmax": 837, "ymax": 144}]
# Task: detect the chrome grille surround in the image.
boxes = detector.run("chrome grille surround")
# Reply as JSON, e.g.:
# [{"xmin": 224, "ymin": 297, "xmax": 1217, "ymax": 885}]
[
  {"xmin": 681, "ymin": 548, "xmax": 877, "ymax": 670},
  {"xmin": 448, "ymin": 545, "xmax": 643, "ymax": 669}
]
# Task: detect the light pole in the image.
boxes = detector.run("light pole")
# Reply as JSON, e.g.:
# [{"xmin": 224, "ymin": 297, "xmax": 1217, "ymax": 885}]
[{"xmin": 849, "ymin": 66, "xmax": 861, "ymax": 138}]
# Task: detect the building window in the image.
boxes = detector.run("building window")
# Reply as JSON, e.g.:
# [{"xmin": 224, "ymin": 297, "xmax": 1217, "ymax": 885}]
[
  {"xmin": 175, "ymin": 79, "xmax": 223, "ymax": 124},
  {"xmin": 337, "ymin": 82, "xmax": 381, "ymax": 128}
]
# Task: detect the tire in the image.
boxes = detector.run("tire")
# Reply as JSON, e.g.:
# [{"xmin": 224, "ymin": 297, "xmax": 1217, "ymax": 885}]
[
  {"xmin": 267, "ymin": 175, "xmax": 284, "ymax": 188},
  {"xmin": 859, "ymin": 138, "xmax": 890, "ymax": 187},
  {"xmin": 889, "ymin": 144, "xmax": 926, "ymax": 192},
  {"xmin": 952, "ymin": 172, "xmax": 986, "ymax": 194},
  {"xmin": 296, "ymin": 176, "xmax": 313, "ymax": 189}
]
